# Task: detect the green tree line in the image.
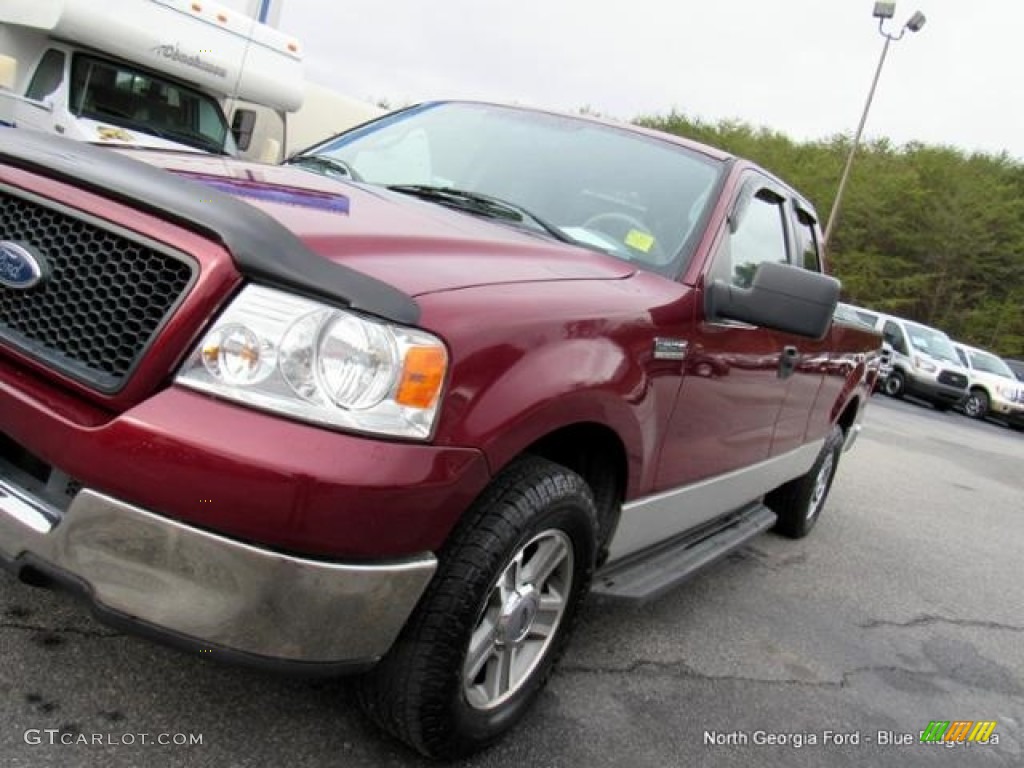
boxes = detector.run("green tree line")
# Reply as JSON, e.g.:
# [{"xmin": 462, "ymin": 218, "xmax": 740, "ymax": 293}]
[{"xmin": 637, "ymin": 112, "xmax": 1024, "ymax": 358}]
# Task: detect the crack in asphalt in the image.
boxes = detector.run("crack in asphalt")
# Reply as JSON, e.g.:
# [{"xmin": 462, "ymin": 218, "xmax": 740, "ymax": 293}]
[
  {"xmin": 0, "ymin": 620, "xmax": 121, "ymax": 639},
  {"xmin": 559, "ymin": 659, "xmax": 942, "ymax": 692},
  {"xmin": 859, "ymin": 615, "xmax": 1024, "ymax": 632},
  {"xmin": 560, "ymin": 659, "xmax": 840, "ymax": 688}
]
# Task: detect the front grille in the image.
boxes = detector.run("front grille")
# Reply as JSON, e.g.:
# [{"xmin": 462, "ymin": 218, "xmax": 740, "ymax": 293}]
[
  {"xmin": 0, "ymin": 187, "xmax": 195, "ymax": 391},
  {"xmin": 937, "ymin": 370, "xmax": 968, "ymax": 389}
]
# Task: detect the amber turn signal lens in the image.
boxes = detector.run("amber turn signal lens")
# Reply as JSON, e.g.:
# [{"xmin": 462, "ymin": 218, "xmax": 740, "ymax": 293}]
[{"xmin": 396, "ymin": 347, "xmax": 447, "ymax": 408}]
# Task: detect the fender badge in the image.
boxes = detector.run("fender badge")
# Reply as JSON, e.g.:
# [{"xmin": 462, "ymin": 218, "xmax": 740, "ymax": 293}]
[
  {"xmin": 0, "ymin": 241, "xmax": 48, "ymax": 290},
  {"xmin": 653, "ymin": 337, "xmax": 689, "ymax": 361}
]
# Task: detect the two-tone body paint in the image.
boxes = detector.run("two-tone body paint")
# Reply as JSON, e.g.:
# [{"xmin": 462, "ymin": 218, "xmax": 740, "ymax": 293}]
[{"xmin": 0, "ymin": 148, "xmax": 878, "ymax": 561}]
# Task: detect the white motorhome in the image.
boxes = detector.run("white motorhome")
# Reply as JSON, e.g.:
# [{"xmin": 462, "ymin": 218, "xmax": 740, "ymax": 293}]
[{"xmin": 0, "ymin": 0, "xmax": 304, "ymax": 157}]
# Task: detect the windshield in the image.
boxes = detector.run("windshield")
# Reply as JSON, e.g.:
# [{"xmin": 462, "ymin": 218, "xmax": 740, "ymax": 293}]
[
  {"xmin": 967, "ymin": 348, "xmax": 1015, "ymax": 378},
  {"xmin": 70, "ymin": 54, "xmax": 231, "ymax": 154},
  {"xmin": 300, "ymin": 102, "xmax": 724, "ymax": 275},
  {"xmin": 906, "ymin": 322, "xmax": 960, "ymax": 364}
]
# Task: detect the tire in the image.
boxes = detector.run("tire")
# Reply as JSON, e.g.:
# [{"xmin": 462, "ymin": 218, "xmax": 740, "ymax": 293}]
[
  {"xmin": 883, "ymin": 370, "xmax": 905, "ymax": 398},
  {"xmin": 766, "ymin": 425, "xmax": 844, "ymax": 539},
  {"xmin": 357, "ymin": 456, "xmax": 598, "ymax": 759},
  {"xmin": 963, "ymin": 389, "xmax": 990, "ymax": 419}
]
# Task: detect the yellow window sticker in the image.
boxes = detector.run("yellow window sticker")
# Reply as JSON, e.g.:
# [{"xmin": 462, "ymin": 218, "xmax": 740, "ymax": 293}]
[
  {"xmin": 625, "ymin": 229, "xmax": 655, "ymax": 253},
  {"xmin": 97, "ymin": 126, "xmax": 136, "ymax": 142}
]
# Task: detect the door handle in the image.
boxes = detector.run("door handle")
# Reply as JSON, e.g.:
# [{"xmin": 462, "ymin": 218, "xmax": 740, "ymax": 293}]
[{"xmin": 778, "ymin": 345, "xmax": 798, "ymax": 380}]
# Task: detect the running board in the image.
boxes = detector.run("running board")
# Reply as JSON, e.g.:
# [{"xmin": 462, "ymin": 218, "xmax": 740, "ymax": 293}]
[{"xmin": 592, "ymin": 503, "xmax": 777, "ymax": 602}]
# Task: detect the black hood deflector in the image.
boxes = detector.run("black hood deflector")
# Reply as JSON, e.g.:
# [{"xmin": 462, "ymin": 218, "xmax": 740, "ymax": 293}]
[{"xmin": 0, "ymin": 131, "xmax": 419, "ymax": 324}]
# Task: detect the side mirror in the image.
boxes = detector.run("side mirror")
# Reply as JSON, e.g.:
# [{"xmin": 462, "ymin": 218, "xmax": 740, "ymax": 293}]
[
  {"xmin": 0, "ymin": 55, "xmax": 18, "ymax": 91},
  {"xmin": 706, "ymin": 262, "xmax": 840, "ymax": 339}
]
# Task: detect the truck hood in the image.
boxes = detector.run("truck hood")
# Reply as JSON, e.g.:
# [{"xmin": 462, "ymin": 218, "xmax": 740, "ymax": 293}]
[{"xmin": 125, "ymin": 151, "xmax": 635, "ymax": 297}]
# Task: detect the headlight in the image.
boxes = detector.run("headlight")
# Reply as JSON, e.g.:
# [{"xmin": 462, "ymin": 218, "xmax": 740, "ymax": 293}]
[
  {"xmin": 995, "ymin": 383, "xmax": 1016, "ymax": 399},
  {"xmin": 913, "ymin": 356, "xmax": 937, "ymax": 373},
  {"xmin": 177, "ymin": 285, "xmax": 447, "ymax": 440}
]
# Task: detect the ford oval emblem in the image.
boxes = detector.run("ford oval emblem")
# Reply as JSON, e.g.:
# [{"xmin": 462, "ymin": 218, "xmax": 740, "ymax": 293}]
[{"xmin": 0, "ymin": 241, "xmax": 48, "ymax": 290}]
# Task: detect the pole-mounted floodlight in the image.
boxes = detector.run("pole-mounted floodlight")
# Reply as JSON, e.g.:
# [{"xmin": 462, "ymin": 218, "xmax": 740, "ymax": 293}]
[
  {"xmin": 823, "ymin": 3, "xmax": 927, "ymax": 247},
  {"xmin": 873, "ymin": 2, "xmax": 896, "ymax": 19},
  {"xmin": 905, "ymin": 11, "xmax": 927, "ymax": 32}
]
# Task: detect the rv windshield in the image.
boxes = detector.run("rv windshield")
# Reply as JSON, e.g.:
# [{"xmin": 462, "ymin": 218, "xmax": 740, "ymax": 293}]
[
  {"xmin": 69, "ymin": 54, "xmax": 231, "ymax": 154},
  {"xmin": 297, "ymin": 102, "xmax": 724, "ymax": 276}
]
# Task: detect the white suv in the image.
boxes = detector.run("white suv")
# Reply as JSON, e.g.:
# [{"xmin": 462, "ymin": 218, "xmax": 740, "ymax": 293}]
[{"xmin": 953, "ymin": 342, "xmax": 1024, "ymax": 427}]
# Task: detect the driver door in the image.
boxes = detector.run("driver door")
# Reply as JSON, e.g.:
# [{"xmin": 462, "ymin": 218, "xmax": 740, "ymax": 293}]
[{"xmin": 656, "ymin": 174, "xmax": 796, "ymax": 492}]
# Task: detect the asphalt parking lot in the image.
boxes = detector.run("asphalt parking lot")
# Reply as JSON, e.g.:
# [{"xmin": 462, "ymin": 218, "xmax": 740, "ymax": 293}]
[{"xmin": 1, "ymin": 395, "xmax": 1021, "ymax": 767}]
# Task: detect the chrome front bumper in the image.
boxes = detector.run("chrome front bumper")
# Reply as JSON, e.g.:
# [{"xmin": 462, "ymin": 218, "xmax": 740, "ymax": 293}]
[{"xmin": 0, "ymin": 479, "xmax": 436, "ymax": 666}]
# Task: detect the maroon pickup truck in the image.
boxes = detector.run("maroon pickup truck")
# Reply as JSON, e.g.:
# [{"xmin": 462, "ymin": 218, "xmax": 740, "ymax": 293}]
[{"xmin": 0, "ymin": 102, "xmax": 879, "ymax": 758}]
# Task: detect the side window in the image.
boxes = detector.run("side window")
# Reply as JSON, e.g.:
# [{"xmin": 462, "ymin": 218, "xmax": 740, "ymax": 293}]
[
  {"xmin": 955, "ymin": 347, "xmax": 969, "ymax": 368},
  {"xmin": 26, "ymin": 49, "xmax": 66, "ymax": 101},
  {"xmin": 719, "ymin": 188, "xmax": 789, "ymax": 288},
  {"xmin": 882, "ymin": 321, "xmax": 908, "ymax": 355},
  {"xmin": 794, "ymin": 207, "xmax": 822, "ymax": 273}
]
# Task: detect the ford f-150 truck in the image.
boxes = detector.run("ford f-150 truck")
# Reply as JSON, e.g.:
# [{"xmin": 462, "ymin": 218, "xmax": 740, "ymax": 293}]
[{"xmin": 0, "ymin": 102, "xmax": 880, "ymax": 758}]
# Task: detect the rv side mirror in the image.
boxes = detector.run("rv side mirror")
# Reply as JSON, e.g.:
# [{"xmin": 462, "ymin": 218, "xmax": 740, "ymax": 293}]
[
  {"xmin": 706, "ymin": 261, "xmax": 840, "ymax": 339},
  {"xmin": 0, "ymin": 55, "xmax": 18, "ymax": 91},
  {"xmin": 231, "ymin": 109, "xmax": 257, "ymax": 151}
]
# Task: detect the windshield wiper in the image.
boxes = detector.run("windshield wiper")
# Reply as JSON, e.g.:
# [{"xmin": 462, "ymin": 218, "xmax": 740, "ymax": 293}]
[
  {"xmin": 386, "ymin": 184, "xmax": 575, "ymax": 245},
  {"xmin": 288, "ymin": 154, "xmax": 363, "ymax": 181}
]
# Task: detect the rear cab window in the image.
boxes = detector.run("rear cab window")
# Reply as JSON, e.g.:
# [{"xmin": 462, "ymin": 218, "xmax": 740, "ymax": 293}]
[{"xmin": 793, "ymin": 205, "xmax": 822, "ymax": 273}]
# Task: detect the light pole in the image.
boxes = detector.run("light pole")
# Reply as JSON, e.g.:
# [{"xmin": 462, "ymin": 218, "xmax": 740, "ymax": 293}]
[{"xmin": 823, "ymin": 2, "xmax": 926, "ymax": 248}]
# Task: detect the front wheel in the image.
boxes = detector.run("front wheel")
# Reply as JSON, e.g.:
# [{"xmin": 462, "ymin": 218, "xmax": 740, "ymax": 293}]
[
  {"xmin": 963, "ymin": 389, "xmax": 990, "ymax": 419},
  {"xmin": 767, "ymin": 425, "xmax": 844, "ymax": 539},
  {"xmin": 357, "ymin": 456, "xmax": 598, "ymax": 759},
  {"xmin": 883, "ymin": 370, "xmax": 906, "ymax": 398}
]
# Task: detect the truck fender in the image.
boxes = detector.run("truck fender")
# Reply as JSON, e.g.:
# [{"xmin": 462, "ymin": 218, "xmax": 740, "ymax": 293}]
[{"xmin": 441, "ymin": 336, "xmax": 659, "ymax": 498}]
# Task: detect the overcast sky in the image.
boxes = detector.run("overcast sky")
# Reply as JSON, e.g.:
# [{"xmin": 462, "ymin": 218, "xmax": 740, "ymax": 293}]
[{"xmin": 241, "ymin": 0, "xmax": 1023, "ymax": 159}]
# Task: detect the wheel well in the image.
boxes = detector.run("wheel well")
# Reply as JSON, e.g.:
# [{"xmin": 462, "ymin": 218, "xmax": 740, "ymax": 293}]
[
  {"xmin": 525, "ymin": 423, "xmax": 627, "ymax": 563},
  {"xmin": 969, "ymin": 386, "xmax": 987, "ymax": 396}
]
